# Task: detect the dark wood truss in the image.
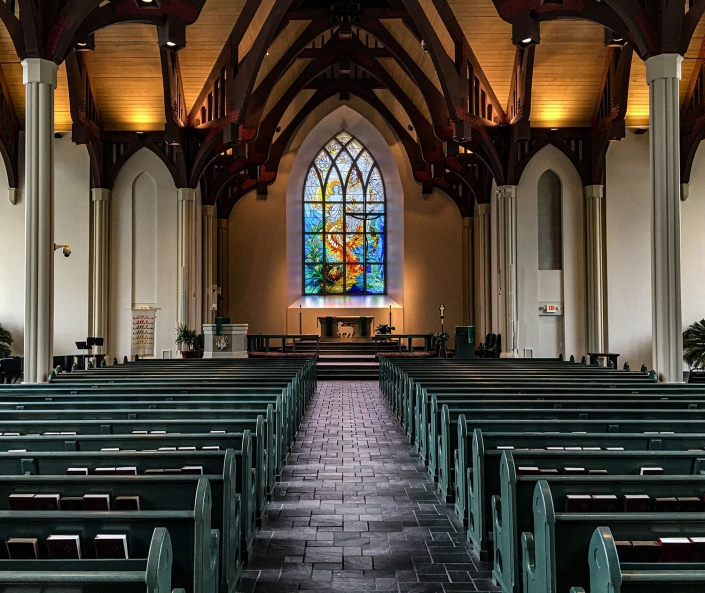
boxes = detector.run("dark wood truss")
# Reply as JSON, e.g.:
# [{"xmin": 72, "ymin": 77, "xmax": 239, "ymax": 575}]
[{"xmin": 1, "ymin": 0, "xmax": 705, "ymax": 217}]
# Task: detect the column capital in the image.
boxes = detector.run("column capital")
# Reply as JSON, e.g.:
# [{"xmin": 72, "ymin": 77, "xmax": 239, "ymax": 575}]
[
  {"xmin": 202, "ymin": 204, "xmax": 216, "ymax": 216},
  {"xmin": 177, "ymin": 188, "xmax": 197, "ymax": 202},
  {"xmin": 681, "ymin": 183, "xmax": 690, "ymax": 202},
  {"xmin": 462, "ymin": 216, "xmax": 472, "ymax": 227},
  {"xmin": 496, "ymin": 185, "xmax": 516, "ymax": 200},
  {"xmin": 91, "ymin": 188, "xmax": 111, "ymax": 202},
  {"xmin": 475, "ymin": 202, "xmax": 491, "ymax": 215},
  {"xmin": 21, "ymin": 58, "xmax": 58, "ymax": 88},
  {"xmin": 646, "ymin": 53, "xmax": 682, "ymax": 84},
  {"xmin": 583, "ymin": 185, "xmax": 604, "ymax": 200}
]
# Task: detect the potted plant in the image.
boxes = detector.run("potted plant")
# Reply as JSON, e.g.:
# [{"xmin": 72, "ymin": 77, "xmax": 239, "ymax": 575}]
[
  {"xmin": 432, "ymin": 331, "xmax": 450, "ymax": 359},
  {"xmin": 0, "ymin": 324, "xmax": 12, "ymax": 358},
  {"xmin": 375, "ymin": 324, "xmax": 395, "ymax": 335},
  {"xmin": 684, "ymin": 319, "xmax": 705, "ymax": 370},
  {"xmin": 175, "ymin": 324, "xmax": 199, "ymax": 358}
]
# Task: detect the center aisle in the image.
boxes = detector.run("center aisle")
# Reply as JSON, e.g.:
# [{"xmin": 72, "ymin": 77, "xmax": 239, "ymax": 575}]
[{"xmin": 240, "ymin": 381, "xmax": 498, "ymax": 593}]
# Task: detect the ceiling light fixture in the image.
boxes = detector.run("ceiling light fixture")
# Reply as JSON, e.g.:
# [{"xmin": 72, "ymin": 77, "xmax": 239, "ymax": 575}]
[
  {"xmin": 512, "ymin": 13, "xmax": 540, "ymax": 48},
  {"xmin": 166, "ymin": 41, "xmax": 176, "ymax": 47},
  {"xmin": 522, "ymin": 38, "xmax": 532, "ymax": 44}
]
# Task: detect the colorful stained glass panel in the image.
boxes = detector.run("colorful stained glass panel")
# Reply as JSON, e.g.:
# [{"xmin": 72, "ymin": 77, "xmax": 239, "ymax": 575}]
[{"xmin": 303, "ymin": 131, "xmax": 385, "ymax": 294}]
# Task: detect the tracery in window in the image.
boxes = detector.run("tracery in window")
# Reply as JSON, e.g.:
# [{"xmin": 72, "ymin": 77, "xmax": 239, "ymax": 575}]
[{"xmin": 303, "ymin": 131, "xmax": 386, "ymax": 294}]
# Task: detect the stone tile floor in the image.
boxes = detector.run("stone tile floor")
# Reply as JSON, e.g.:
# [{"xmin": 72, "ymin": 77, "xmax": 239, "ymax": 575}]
[{"xmin": 238, "ymin": 381, "xmax": 498, "ymax": 593}]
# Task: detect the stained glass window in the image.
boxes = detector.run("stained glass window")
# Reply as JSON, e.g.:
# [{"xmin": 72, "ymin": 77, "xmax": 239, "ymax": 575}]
[{"xmin": 304, "ymin": 131, "xmax": 386, "ymax": 295}]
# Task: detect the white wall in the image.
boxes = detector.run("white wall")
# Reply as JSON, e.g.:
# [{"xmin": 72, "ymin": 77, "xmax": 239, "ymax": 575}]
[
  {"xmin": 110, "ymin": 148, "xmax": 179, "ymax": 361},
  {"xmin": 515, "ymin": 145, "xmax": 587, "ymax": 360},
  {"xmin": 0, "ymin": 135, "xmax": 90, "ymax": 358},
  {"xmin": 53, "ymin": 135, "xmax": 91, "ymax": 354},
  {"xmin": 682, "ymin": 144, "xmax": 705, "ymax": 360},
  {"xmin": 0, "ymin": 148, "xmax": 23, "ymax": 355},
  {"xmin": 605, "ymin": 130, "xmax": 653, "ymax": 370}
]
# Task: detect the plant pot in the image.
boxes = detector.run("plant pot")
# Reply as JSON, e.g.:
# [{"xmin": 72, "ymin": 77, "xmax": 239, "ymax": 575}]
[
  {"xmin": 181, "ymin": 350, "xmax": 198, "ymax": 359},
  {"xmin": 436, "ymin": 342, "xmax": 448, "ymax": 359}
]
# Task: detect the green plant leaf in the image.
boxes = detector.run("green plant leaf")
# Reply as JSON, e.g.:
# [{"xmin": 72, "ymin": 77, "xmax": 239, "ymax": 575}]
[{"xmin": 684, "ymin": 319, "xmax": 705, "ymax": 369}]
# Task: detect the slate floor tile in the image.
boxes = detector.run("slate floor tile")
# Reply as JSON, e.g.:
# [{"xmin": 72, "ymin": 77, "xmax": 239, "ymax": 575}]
[{"xmin": 239, "ymin": 381, "xmax": 498, "ymax": 593}]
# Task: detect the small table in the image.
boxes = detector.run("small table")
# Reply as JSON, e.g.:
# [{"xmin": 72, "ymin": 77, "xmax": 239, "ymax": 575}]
[{"xmin": 588, "ymin": 352, "xmax": 620, "ymax": 369}]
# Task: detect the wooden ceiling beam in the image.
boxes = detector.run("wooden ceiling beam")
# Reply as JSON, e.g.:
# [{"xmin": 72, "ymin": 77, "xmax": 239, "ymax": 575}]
[
  {"xmin": 506, "ymin": 46, "xmax": 535, "ymax": 137},
  {"xmin": 0, "ymin": 60, "xmax": 20, "ymax": 192},
  {"xmin": 680, "ymin": 33, "xmax": 705, "ymax": 184}
]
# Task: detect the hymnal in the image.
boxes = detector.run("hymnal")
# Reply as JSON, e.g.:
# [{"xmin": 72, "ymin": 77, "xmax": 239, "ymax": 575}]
[
  {"xmin": 690, "ymin": 538, "xmax": 705, "ymax": 562},
  {"xmin": 33, "ymin": 494, "xmax": 60, "ymax": 511},
  {"xmin": 588, "ymin": 469, "xmax": 608, "ymax": 475},
  {"xmin": 115, "ymin": 467, "xmax": 137, "ymax": 476},
  {"xmin": 6, "ymin": 538, "xmax": 39, "ymax": 559},
  {"xmin": 202, "ymin": 446, "xmax": 220, "ymax": 451},
  {"xmin": 565, "ymin": 495, "xmax": 592, "ymax": 512},
  {"xmin": 163, "ymin": 468, "xmax": 182, "ymax": 474},
  {"xmin": 631, "ymin": 541, "xmax": 660, "ymax": 562},
  {"xmin": 677, "ymin": 497, "xmax": 703, "ymax": 512},
  {"xmin": 158, "ymin": 447, "xmax": 177, "ymax": 451},
  {"xmin": 83, "ymin": 494, "xmax": 110, "ymax": 511},
  {"xmin": 94, "ymin": 534, "xmax": 128, "ymax": 559},
  {"xmin": 615, "ymin": 541, "xmax": 635, "ymax": 562},
  {"xmin": 114, "ymin": 496, "xmax": 140, "ymax": 511},
  {"xmin": 592, "ymin": 495, "xmax": 619, "ymax": 512},
  {"xmin": 93, "ymin": 468, "xmax": 116, "ymax": 475},
  {"xmin": 639, "ymin": 467, "xmax": 664, "ymax": 475},
  {"xmin": 8, "ymin": 494, "xmax": 35, "ymax": 510},
  {"xmin": 66, "ymin": 468, "xmax": 88, "ymax": 475},
  {"xmin": 539, "ymin": 469, "xmax": 559, "ymax": 474},
  {"xmin": 623, "ymin": 494, "xmax": 652, "ymax": 512},
  {"xmin": 658, "ymin": 537, "xmax": 692, "ymax": 562},
  {"xmin": 46, "ymin": 535, "xmax": 81, "ymax": 559},
  {"xmin": 178, "ymin": 447, "xmax": 196, "ymax": 451},
  {"xmin": 563, "ymin": 467, "xmax": 587, "ymax": 475},
  {"xmin": 516, "ymin": 467, "xmax": 540, "ymax": 476},
  {"xmin": 653, "ymin": 497, "xmax": 679, "ymax": 512},
  {"xmin": 100, "ymin": 448, "xmax": 119, "ymax": 452},
  {"xmin": 182, "ymin": 466, "xmax": 204, "ymax": 475},
  {"xmin": 59, "ymin": 496, "xmax": 84, "ymax": 511}
]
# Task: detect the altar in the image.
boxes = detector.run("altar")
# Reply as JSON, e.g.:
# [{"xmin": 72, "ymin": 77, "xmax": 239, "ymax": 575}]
[{"xmin": 317, "ymin": 316, "xmax": 374, "ymax": 341}]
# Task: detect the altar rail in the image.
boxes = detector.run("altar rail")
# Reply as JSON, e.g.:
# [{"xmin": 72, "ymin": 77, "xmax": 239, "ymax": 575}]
[
  {"xmin": 248, "ymin": 334, "xmax": 320, "ymax": 354},
  {"xmin": 373, "ymin": 334, "xmax": 433, "ymax": 354}
]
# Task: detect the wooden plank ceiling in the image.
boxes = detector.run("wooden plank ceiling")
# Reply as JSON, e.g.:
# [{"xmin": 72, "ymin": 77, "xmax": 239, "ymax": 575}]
[{"xmin": 2, "ymin": 1, "xmax": 705, "ymax": 132}]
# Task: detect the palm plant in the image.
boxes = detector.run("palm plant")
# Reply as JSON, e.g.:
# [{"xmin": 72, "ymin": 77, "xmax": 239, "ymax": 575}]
[
  {"xmin": 684, "ymin": 319, "xmax": 705, "ymax": 369},
  {"xmin": 0, "ymin": 324, "xmax": 12, "ymax": 358},
  {"xmin": 175, "ymin": 324, "xmax": 198, "ymax": 352}
]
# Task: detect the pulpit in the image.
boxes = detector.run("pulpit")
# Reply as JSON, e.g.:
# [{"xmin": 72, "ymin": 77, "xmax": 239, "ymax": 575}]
[
  {"xmin": 203, "ymin": 324, "xmax": 248, "ymax": 358},
  {"xmin": 317, "ymin": 316, "xmax": 374, "ymax": 341}
]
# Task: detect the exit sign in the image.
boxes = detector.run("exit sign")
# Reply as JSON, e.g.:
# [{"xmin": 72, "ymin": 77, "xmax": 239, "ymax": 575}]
[{"xmin": 545, "ymin": 304, "xmax": 558, "ymax": 313}]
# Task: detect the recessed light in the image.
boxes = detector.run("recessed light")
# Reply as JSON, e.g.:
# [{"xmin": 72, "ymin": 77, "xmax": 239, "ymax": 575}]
[
  {"xmin": 77, "ymin": 42, "xmax": 87, "ymax": 47},
  {"xmin": 143, "ymin": 0, "xmax": 154, "ymax": 3},
  {"xmin": 550, "ymin": 128, "xmax": 558, "ymax": 131},
  {"xmin": 166, "ymin": 41, "xmax": 176, "ymax": 47},
  {"xmin": 522, "ymin": 38, "xmax": 532, "ymax": 44}
]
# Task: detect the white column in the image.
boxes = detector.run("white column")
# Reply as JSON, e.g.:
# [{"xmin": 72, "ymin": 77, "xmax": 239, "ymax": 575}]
[
  {"xmin": 584, "ymin": 185, "xmax": 605, "ymax": 353},
  {"xmin": 474, "ymin": 202, "xmax": 492, "ymax": 344},
  {"xmin": 217, "ymin": 219, "xmax": 229, "ymax": 319},
  {"xmin": 22, "ymin": 58, "xmax": 58, "ymax": 383},
  {"xmin": 91, "ymin": 188, "xmax": 110, "ymax": 354},
  {"xmin": 646, "ymin": 54, "xmax": 683, "ymax": 382},
  {"xmin": 202, "ymin": 205, "xmax": 217, "ymax": 326},
  {"xmin": 461, "ymin": 217, "xmax": 474, "ymax": 326},
  {"xmin": 177, "ymin": 188, "xmax": 196, "ymax": 328},
  {"xmin": 497, "ymin": 185, "xmax": 519, "ymax": 357}
]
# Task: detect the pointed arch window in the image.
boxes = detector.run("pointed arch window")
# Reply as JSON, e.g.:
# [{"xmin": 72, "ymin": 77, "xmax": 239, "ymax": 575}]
[{"xmin": 303, "ymin": 131, "xmax": 386, "ymax": 294}]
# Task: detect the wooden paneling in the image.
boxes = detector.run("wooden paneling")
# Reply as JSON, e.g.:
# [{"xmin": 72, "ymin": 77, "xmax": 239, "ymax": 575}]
[
  {"xmin": 87, "ymin": 24, "xmax": 164, "ymax": 131},
  {"xmin": 448, "ymin": 0, "xmax": 514, "ymax": 110},
  {"xmin": 531, "ymin": 21, "xmax": 606, "ymax": 127},
  {"xmin": 178, "ymin": 0, "xmax": 245, "ymax": 111},
  {"xmin": 626, "ymin": 53, "xmax": 648, "ymax": 126},
  {"xmin": 378, "ymin": 57, "xmax": 432, "ymax": 122},
  {"xmin": 419, "ymin": 0, "xmax": 454, "ymax": 63},
  {"xmin": 680, "ymin": 18, "xmax": 705, "ymax": 106},
  {"xmin": 255, "ymin": 20, "xmax": 311, "ymax": 90},
  {"xmin": 381, "ymin": 20, "xmax": 442, "ymax": 94},
  {"xmin": 55, "ymin": 63, "xmax": 72, "ymax": 131}
]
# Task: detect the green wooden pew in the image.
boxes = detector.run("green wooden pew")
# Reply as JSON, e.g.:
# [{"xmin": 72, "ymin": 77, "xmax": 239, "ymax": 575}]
[
  {"xmin": 0, "ymin": 473, "xmax": 241, "ymax": 593},
  {"xmin": 522, "ymin": 480, "xmax": 705, "ymax": 593},
  {"xmin": 576, "ymin": 526, "xmax": 705, "ymax": 593},
  {"xmin": 436, "ymin": 402, "xmax": 705, "ymax": 501},
  {"xmin": 0, "ymin": 477, "xmax": 215, "ymax": 593},
  {"xmin": 467, "ymin": 433, "xmax": 705, "ymax": 561},
  {"xmin": 458, "ymin": 427, "xmax": 705, "ymax": 530},
  {"xmin": 495, "ymin": 451, "xmax": 705, "ymax": 593},
  {"xmin": 0, "ymin": 527, "xmax": 180, "ymax": 593},
  {"xmin": 0, "ymin": 446, "xmax": 256, "ymax": 569}
]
